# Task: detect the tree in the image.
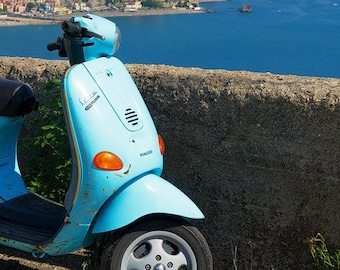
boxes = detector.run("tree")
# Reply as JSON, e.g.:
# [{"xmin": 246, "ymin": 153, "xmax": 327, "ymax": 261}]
[
  {"xmin": 142, "ymin": 0, "xmax": 164, "ymax": 8},
  {"xmin": 26, "ymin": 2, "xmax": 35, "ymax": 12}
]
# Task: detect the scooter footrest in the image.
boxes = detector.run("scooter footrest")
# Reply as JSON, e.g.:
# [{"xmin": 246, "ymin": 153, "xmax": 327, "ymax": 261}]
[
  {"xmin": 0, "ymin": 193, "xmax": 66, "ymax": 244},
  {"xmin": 0, "ymin": 217, "xmax": 56, "ymax": 244}
]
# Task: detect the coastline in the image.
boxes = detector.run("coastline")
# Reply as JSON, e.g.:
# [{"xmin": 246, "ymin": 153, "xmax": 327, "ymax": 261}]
[{"xmin": 0, "ymin": 8, "xmax": 208, "ymax": 27}]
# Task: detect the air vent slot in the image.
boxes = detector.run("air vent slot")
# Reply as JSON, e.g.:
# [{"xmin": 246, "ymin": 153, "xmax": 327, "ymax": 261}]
[{"xmin": 125, "ymin": 108, "xmax": 139, "ymax": 126}]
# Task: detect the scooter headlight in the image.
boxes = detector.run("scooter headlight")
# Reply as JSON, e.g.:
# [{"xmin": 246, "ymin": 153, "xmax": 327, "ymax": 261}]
[
  {"xmin": 113, "ymin": 26, "xmax": 121, "ymax": 54},
  {"xmin": 69, "ymin": 14, "xmax": 122, "ymax": 62}
]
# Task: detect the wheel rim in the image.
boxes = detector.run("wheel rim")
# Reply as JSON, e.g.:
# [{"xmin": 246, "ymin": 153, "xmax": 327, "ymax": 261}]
[{"xmin": 120, "ymin": 230, "xmax": 197, "ymax": 270}]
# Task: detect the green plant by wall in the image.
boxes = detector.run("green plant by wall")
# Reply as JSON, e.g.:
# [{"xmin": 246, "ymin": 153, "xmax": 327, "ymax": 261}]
[
  {"xmin": 21, "ymin": 78, "xmax": 71, "ymax": 203},
  {"xmin": 309, "ymin": 233, "xmax": 340, "ymax": 270}
]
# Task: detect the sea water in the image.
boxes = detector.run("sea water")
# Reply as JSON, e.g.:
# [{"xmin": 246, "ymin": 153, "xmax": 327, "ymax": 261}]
[{"xmin": 0, "ymin": 0, "xmax": 339, "ymax": 78}]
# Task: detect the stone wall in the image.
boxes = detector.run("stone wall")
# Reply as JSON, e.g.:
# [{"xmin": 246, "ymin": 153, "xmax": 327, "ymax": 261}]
[{"xmin": 1, "ymin": 57, "xmax": 339, "ymax": 269}]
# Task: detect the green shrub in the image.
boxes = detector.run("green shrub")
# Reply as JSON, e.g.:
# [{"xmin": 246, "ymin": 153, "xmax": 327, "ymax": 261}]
[
  {"xmin": 21, "ymin": 78, "xmax": 71, "ymax": 203},
  {"xmin": 309, "ymin": 233, "xmax": 340, "ymax": 270},
  {"xmin": 142, "ymin": 0, "xmax": 164, "ymax": 8}
]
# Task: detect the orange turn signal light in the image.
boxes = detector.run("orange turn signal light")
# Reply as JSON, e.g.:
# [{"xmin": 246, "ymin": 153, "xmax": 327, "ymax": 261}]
[
  {"xmin": 93, "ymin": 151, "xmax": 123, "ymax": 171},
  {"xmin": 158, "ymin": 134, "xmax": 165, "ymax": 155}
]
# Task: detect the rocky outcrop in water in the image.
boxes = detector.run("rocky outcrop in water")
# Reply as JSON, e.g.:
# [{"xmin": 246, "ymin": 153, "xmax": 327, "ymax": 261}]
[{"xmin": 239, "ymin": 4, "xmax": 252, "ymax": 12}]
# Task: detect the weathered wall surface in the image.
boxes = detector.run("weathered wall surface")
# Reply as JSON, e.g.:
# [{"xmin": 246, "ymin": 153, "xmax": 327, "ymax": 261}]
[{"xmin": 1, "ymin": 57, "xmax": 339, "ymax": 269}]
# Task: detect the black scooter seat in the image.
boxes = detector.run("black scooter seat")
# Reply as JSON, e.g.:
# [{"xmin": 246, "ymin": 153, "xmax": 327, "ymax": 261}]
[{"xmin": 0, "ymin": 78, "xmax": 38, "ymax": 117}]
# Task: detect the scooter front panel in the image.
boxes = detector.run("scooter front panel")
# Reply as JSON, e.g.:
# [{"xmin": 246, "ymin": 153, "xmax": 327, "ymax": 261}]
[
  {"xmin": 62, "ymin": 57, "xmax": 163, "ymax": 224},
  {"xmin": 82, "ymin": 57, "xmax": 150, "ymax": 132}
]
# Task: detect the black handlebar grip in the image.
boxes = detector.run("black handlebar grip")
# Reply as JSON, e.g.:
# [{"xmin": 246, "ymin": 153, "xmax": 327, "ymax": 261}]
[
  {"xmin": 62, "ymin": 21, "xmax": 82, "ymax": 37},
  {"xmin": 47, "ymin": 42, "xmax": 60, "ymax": 51}
]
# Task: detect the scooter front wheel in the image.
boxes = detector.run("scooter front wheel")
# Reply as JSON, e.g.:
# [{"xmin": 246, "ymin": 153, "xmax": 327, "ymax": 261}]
[{"xmin": 100, "ymin": 218, "xmax": 213, "ymax": 270}]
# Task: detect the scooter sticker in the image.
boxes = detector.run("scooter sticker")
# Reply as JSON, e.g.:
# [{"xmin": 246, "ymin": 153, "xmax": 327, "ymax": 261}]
[
  {"xmin": 106, "ymin": 69, "xmax": 113, "ymax": 77},
  {"xmin": 79, "ymin": 91, "xmax": 101, "ymax": 111},
  {"xmin": 85, "ymin": 95, "xmax": 100, "ymax": 111},
  {"xmin": 140, "ymin": 150, "xmax": 153, "ymax": 157},
  {"xmin": 79, "ymin": 91, "xmax": 98, "ymax": 106}
]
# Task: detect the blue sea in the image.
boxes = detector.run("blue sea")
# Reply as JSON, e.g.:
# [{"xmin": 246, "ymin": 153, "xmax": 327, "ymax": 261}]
[{"xmin": 0, "ymin": 0, "xmax": 340, "ymax": 78}]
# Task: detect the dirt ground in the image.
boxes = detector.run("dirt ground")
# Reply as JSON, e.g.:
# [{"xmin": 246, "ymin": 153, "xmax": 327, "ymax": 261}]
[{"xmin": 0, "ymin": 246, "xmax": 86, "ymax": 270}]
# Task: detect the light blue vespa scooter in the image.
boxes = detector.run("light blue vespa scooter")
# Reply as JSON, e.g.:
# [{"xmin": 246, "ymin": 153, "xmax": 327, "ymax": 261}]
[{"xmin": 0, "ymin": 14, "xmax": 212, "ymax": 269}]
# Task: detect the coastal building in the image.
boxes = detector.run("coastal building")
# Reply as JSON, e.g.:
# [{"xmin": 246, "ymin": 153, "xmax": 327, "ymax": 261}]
[
  {"xmin": 73, "ymin": 2, "xmax": 90, "ymax": 12},
  {"xmin": 124, "ymin": 0, "xmax": 142, "ymax": 11},
  {"xmin": 0, "ymin": 0, "xmax": 199, "ymax": 15},
  {"xmin": 6, "ymin": 1, "xmax": 26, "ymax": 13}
]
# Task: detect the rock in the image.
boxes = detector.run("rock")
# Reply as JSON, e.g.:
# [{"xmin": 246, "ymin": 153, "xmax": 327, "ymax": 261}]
[{"xmin": 239, "ymin": 4, "xmax": 252, "ymax": 13}]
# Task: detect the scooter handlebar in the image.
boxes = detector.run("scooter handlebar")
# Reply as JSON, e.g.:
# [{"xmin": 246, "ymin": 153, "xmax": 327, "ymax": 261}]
[
  {"xmin": 62, "ymin": 21, "xmax": 82, "ymax": 37},
  {"xmin": 46, "ymin": 36, "xmax": 63, "ymax": 51},
  {"xmin": 46, "ymin": 18, "xmax": 106, "ymax": 58},
  {"xmin": 62, "ymin": 21, "xmax": 105, "ymax": 40},
  {"xmin": 46, "ymin": 41, "xmax": 60, "ymax": 52},
  {"xmin": 46, "ymin": 36, "xmax": 67, "ymax": 57}
]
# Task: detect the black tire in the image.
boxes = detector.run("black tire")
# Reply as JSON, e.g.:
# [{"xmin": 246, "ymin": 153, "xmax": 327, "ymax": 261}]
[{"xmin": 100, "ymin": 218, "xmax": 213, "ymax": 270}]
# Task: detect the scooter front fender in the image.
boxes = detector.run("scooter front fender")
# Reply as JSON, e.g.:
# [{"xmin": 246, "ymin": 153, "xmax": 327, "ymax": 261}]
[{"xmin": 92, "ymin": 174, "xmax": 204, "ymax": 233}]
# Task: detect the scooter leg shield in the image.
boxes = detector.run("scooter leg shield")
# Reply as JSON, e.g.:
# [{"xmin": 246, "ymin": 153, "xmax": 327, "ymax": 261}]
[{"xmin": 91, "ymin": 174, "xmax": 204, "ymax": 233}]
